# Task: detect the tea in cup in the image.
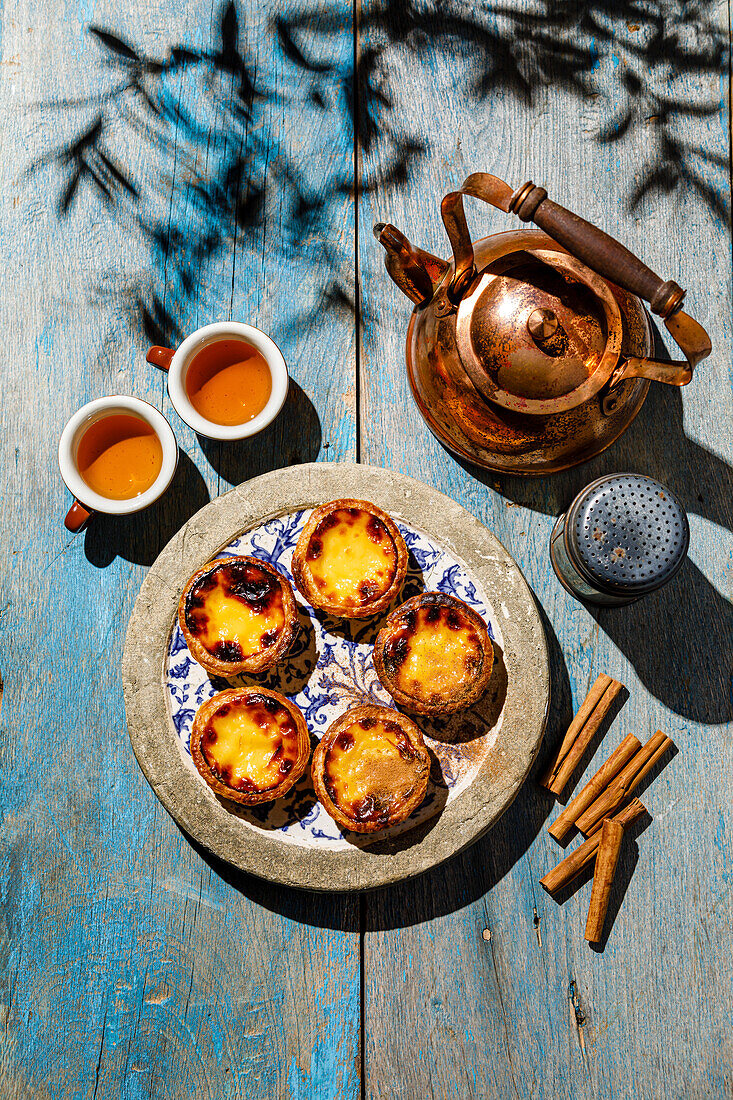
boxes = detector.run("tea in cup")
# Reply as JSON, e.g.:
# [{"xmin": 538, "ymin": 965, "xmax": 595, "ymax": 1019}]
[
  {"xmin": 59, "ymin": 396, "xmax": 178, "ymax": 531},
  {"xmin": 147, "ymin": 321, "xmax": 288, "ymax": 441}
]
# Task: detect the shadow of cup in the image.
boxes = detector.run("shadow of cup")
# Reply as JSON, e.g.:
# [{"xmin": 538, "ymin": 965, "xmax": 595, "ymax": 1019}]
[
  {"xmin": 83, "ymin": 450, "xmax": 210, "ymax": 568},
  {"xmin": 197, "ymin": 379, "xmax": 322, "ymax": 486}
]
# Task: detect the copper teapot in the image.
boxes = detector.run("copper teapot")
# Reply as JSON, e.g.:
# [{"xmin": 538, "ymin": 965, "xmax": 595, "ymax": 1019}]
[{"xmin": 375, "ymin": 173, "xmax": 711, "ymax": 475}]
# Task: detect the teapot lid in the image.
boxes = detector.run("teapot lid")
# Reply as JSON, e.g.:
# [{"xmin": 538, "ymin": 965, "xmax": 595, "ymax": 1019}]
[{"xmin": 454, "ymin": 247, "xmax": 624, "ymax": 414}]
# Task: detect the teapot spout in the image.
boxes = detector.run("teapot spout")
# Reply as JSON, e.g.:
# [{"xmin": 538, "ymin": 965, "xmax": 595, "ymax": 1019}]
[{"xmin": 373, "ymin": 223, "xmax": 449, "ymax": 305}]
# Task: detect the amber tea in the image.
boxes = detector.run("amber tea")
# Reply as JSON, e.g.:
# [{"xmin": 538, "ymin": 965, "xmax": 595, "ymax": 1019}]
[
  {"xmin": 185, "ymin": 338, "xmax": 272, "ymax": 426},
  {"xmin": 77, "ymin": 413, "xmax": 163, "ymax": 500}
]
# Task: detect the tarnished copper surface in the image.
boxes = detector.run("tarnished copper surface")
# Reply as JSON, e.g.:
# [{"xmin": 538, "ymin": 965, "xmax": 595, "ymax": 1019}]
[
  {"xmin": 404, "ymin": 231, "xmax": 652, "ymax": 475},
  {"xmin": 454, "ymin": 248, "xmax": 623, "ymax": 414},
  {"xmin": 376, "ymin": 171, "xmax": 711, "ymax": 475}
]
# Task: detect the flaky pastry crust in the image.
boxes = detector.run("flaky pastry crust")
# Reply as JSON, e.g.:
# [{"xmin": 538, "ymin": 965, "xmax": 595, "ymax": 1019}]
[
  {"xmin": 178, "ymin": 555, "xmax": 298, "ymax": 677},
  {"xmin": 291, "ymin": 499, "xmax": 408, "ymax": 619},
  {"xmin": 373, "ymin": 592, "xmax": 494, "ymax": 716},
  {"xmin": 312, "ymin": 704, "xmax": 430, "ymax": 833},
  {"xmin": 190, "ymin": 687, "xmax": 310, "ymax": 805}
]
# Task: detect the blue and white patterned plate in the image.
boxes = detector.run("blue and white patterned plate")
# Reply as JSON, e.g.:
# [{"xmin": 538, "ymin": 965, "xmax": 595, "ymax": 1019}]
[{"xmin": 164, "ymin": 509, "xmax": 506, "ymax": 851}]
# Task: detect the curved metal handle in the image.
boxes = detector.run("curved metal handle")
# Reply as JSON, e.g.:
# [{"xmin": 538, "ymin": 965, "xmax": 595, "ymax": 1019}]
[
  {"xmin": 607, "ymin": 309, "xmax": 711, "ymax": 396},
  {"xmin": 441, "ymin": 173, "xmax": 515, "ymax": 302},
  {"xmin": 440, "ymin": 172, "xmax": 712, "ymax": 384},
  {"xmin": 440, "ymin": 193, "xmax": 476, "ymax": 302}
]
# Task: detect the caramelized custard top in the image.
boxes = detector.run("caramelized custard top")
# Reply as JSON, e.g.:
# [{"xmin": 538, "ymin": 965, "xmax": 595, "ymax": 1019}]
[
  {"xmin": 324, "ymin": 717, "xmax": 424, "ymax": 826},
  {"xmin": 304, "ymin": 508, "xmax": 397, "ymax": 609},
  {"xmin": 382, "ymin": 603, "xmax": 485, "ymax": 703},
  {"xmin": 185, "ymin": 560, "xmax": 285, "ymax": 662},
  {"xmin": 201, "ymin": 692, "xmax": 300, "ymax": 792}
]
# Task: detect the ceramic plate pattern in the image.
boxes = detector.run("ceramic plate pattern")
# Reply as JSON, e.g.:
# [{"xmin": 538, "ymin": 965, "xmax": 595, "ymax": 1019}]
[{"xmin": 165, "ymin": 509, "xmax": 506, "ymax": 850}]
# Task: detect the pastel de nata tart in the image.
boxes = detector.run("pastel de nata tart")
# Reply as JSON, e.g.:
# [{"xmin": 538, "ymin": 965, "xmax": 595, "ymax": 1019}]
[
  {"xmin": 312, "ymin": 704, "xmax": 430, "ymax": 833},
  {"xmin": 291, "ymin": 499, "xmax": 408, "ymax": 619},
  {"xmin": 373, "ymin": 592, "xmax": 494, "ymax": 716},
  {"xmin": 179, "ymin": 555, "xmax": 298, "ymax": 677},
  {"xmin": 190, "ymin": 687, "xmax": 310, "ymax": 805}
]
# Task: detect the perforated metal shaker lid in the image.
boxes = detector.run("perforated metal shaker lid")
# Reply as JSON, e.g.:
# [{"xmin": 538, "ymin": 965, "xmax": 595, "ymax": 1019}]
[{"xmin": 564, "ymin": 474, "xmax": 689, "ymax": 597}]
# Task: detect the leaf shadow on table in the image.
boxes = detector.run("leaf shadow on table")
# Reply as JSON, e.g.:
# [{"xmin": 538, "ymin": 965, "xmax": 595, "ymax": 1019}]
[
  {"xmin": 83, "ymin": 449, "xmax": 210, "ymax": 567},
  {"xmin": 25, "ymin": 1, "xmax": 358, "ymax": 354},
  {"xmin": 196, "ymin": 380, "xmax": 322, "ymax": 487},
  {"xmin": 26, "ymin": 0, "xmax": 729, "ymax": 355},
  {"xmin": 461, "ymin": 345, "xmax": 733, "ymax": 725}
]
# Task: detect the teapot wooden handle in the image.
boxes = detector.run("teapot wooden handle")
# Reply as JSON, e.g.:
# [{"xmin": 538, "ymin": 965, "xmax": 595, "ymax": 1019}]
[
  {"xmin": 509, "ymin": 182, "xmax": 685, "ymax": 319},
  {"xmin": 442, "ymin": 174, "xmax": 685, "ymax": 317},
  {"xmin": 441, "ymin": 173, "xmax": 711, "ymax": 385}
]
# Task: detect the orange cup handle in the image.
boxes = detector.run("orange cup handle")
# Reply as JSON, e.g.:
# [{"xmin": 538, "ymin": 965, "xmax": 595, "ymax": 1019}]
[
  {"xmin": 146, "ymin": 346, "xmax": 174, "ymax": 372},
  {"xmin": 64, "ymin": 499, "xmax": 93, "ymax": 532}
]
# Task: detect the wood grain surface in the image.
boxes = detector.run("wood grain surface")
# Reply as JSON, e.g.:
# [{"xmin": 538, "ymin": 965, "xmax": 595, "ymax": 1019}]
[
  {"xmin": 358, "ymin": 2, "xmax": 733, "ymax": 1098},
  {"xmin": 1, "ymin": 0, "xmax": 731, "ymax": 1097},
  {"xmin": 0, "ymin": 3, "xmax": 359, "ymax": 1098}
]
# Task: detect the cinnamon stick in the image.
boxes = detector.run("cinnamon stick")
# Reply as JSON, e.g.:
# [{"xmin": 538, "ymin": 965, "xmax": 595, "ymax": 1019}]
[
  {"xmin": 575, "ymin": 730, "xmax": 674, "ymax": 837},
  {"xmin": 548, "ymin": 733, "xmax": 642, "ymax": 842},
  {"xmin": 541, "ymin": 674, "xmax": 623, "ymax": 796},
  {"xmin": 540, "ymin": 798, "xmax": 646, "ymax": 897},
  {"xmin": 585, "ymin": 819, "xmax": 625, "ymax": 942}
]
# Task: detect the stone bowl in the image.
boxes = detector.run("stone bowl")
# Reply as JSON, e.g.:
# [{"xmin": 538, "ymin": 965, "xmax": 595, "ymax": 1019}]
[{"xmin": 121, "ymin": 463, "xmax": 549, "ymax": 891}]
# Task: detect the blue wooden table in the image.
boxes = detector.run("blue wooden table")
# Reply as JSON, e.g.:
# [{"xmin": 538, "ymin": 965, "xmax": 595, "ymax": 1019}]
[{"xmin": 2, "ymin": 2, "xmax": 732, "ymax": 1096}]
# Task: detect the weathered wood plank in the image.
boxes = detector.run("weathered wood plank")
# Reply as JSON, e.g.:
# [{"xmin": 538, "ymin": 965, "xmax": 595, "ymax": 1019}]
[
  {"xmin": 0, "ymin": 1, "xmax": 359, "ymax": 1097},
  {"xmin": 3, "ymin": 0, "xmax": 733, "ymax": 1095},
  {"xmin": 357, "ymin": 2, "xmax": 733, "ymax": 1097}
]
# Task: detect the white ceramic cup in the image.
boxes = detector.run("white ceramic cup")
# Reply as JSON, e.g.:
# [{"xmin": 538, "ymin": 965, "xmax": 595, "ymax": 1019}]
[
  {"xmin": 146, "ymin": 321, "xmax": 289, "ymax": 441},
  {"xmin": 58, "ymin": 395, "xmax": 178, "ymax": 532}
]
